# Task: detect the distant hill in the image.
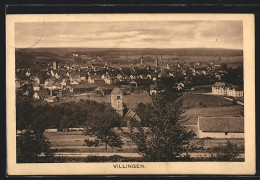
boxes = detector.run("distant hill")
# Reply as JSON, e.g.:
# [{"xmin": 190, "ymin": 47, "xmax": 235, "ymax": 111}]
[{"xmin": 16, "ymin": 47, "xmax": 243, "ymax": 57}]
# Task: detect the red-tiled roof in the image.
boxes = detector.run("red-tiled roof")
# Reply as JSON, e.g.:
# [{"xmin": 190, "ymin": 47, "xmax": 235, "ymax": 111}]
[{"xmin": 198, "ymin": 117, "xmax": 244, "ymax": 133}]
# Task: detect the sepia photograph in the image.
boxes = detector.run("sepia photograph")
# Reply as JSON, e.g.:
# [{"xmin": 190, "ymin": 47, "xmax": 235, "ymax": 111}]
[{"xmin": 6, "ymin": 14, "xmax": 255, "ymax": 175}]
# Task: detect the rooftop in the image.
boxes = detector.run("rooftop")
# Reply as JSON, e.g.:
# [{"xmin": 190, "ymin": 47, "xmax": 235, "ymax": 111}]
[
  {"xmin": 111, "ymin": 87, "xmax": 123, "ymax": 95},
  {"xmin": 198, "ymin": 116, "xmax": 244, "ymax": 133}
]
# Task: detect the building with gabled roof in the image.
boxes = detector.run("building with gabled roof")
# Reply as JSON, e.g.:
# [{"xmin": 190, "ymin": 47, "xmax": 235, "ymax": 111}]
[
  {"xmin": 197, "ymin": 116, "xmax": 244, "ymax": 138},
  {"xmin": 124, "ymin": 109, "xmax": 141, "ymax": 127},
  {"xmin": 70, "ymin": 74, "xmax": 81, "ymax": 84},
  {"xmin": 227, "ymin": 85, "xmax": 243, "ymax": 97},
  {"xmin": 212, "ymin": 82, "xmax": 243, "ymax": 97},
  {"xmin": 212, "ymin": 82, "xmax": 227, "ymax": 95}
]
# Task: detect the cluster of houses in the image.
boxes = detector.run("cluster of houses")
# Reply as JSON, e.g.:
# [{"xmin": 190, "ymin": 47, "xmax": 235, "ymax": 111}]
[
  {"xmin": 212, "ymin": 82, "xmax": 243, "ymax": 97},
  {"xmin": 16, "ymin": 54, "xmax": 239, "ymax": 103}
]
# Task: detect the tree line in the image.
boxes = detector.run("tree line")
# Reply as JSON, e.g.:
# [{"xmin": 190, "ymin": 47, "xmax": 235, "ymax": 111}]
[{"xmin": 16, "ymin": 99, "xmax": 123, "ymax": 133}]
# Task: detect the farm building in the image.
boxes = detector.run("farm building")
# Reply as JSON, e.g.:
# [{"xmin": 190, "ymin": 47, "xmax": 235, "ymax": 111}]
[{"xmin": 197, "ymin": 116, "xmax": 244, "ymax": 138}]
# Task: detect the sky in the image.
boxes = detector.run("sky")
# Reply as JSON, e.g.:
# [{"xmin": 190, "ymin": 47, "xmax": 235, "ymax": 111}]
[{"xmin": 15, "ymin": 21, "xmax": 243, "ymax": 49}]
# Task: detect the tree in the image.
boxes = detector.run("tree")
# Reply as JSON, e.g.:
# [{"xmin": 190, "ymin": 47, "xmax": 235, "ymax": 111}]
[
  {"xmin": 84, "ymin": 107, "xmax": 123, "ymax": 150},
  {"xmin": 136, "ymin": 102, "xmax": 153, "ymax": 127},
  {"xmin": 127, "ymin": 84, "xmax": 195, "ymax": 162},
  {"xmin": 17, "ymin": 130, "xmax": 56, "ymax": 163}
]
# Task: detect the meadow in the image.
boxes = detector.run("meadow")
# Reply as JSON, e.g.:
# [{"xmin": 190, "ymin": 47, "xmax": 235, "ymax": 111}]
[
  {"xmin": 44, "ymin": 130, "xmax": 244, "ymax": 155},
  {"xmin": 52, "ymin": 91, "xmax": 153, "ymax": 110},
  {"xmin": 182, "ymin": 94, "xmax": 232, "ymax": 108}
]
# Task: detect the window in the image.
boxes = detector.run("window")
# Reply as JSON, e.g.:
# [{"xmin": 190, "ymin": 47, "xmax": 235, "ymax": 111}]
[
  {"xmin": 117, "ymin": 96, "xmax": 120, "ymax": 99},
  {"xmin": 225, "ymin": 132, "xmax": 228, "ymax": 135}
]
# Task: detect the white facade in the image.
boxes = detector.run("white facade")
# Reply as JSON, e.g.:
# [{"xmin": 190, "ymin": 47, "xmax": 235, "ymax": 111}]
[
  {"xmin": 88, "ymin": 76, "xmax": 95, "ymax": 83},
  {"xmin": 33, "ymin": 86, "xmax": 40, "ymax": 91},
  {"xmin": 33, "ymin": 92, "xmax": 40, "ymax": 100},
  {"xmin": 197, "ymin": 130, "xmax": 244, "ymax": 139},
  {"xmin": 227, "ymin": 88, "xmax": 243, "ymax": 97},
  {"xmin": 212, "ymin": 82, "xmax": 243, "ymax": 97},
  {"xmin": 104, "ymin": 77, "xmax": 112, "ymax": 84},
  {"xmin": 80, "ymin": 76, "xmax": 86, "ymax": 81},
  {"xmin": 15, "ymin": 81, "xmax": 20, "ymax": 88},
  {"xmin": 197, "ymin": 116, "xmax": 244, "ymax": 139},
  {"xmin": 212, "ymin": 86, "xmax": 227, "ymax": 95}
]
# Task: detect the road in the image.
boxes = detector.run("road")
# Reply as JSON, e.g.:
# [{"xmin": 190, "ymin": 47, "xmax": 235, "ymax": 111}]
[{"xmin": 40, "ymin": 152, "xmax": 244, "ymax": 159}]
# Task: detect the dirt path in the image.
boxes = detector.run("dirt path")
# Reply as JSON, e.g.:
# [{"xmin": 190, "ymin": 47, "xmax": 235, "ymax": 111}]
[{"xmin": 42, "ymin": 152, "xmax": 244, "ymax": 159}]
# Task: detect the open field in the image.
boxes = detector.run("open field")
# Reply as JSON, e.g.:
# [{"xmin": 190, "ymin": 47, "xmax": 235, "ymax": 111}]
[
  {"xmin": 44, "ymin": 131, "xmax": 244, "ymax": 155},
  {"xmin": 50, "ymin": 91, "xmax": 153, "ymax": 110},
  {"xmin": 182, "ymin": 94, "xmax": 232, "ymax": 108},
  {"xmin": 46, "ymin": 92, "xmax": 238, "ymax": 111}
]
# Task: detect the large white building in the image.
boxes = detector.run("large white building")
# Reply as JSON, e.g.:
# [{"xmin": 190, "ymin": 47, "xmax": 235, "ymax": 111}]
[
  {"xmin": 227, "ymin": 86, "xmax": 243, "ymax": 97},
  {"xmin": 212, "ymin": 82, "xmax": 227, "ymax": 95},
  {"xmin": 197, "ymin": 116, "xmax": 244, "ymax": 139},
  {"xmin": 212, "ymin": 82, "xmax": 243, "ymax": 97}
]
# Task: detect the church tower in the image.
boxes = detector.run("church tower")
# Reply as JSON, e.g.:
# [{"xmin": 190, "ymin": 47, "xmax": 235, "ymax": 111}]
[
  {"xmin": 140, "ymin": 55, "xmax": 143, "ymax": 66},
  {"xmin": 155, "ymin": 55, "xmax": 159, "ymax": 68},
  {"xmin": 111, "ymin": 87, "xmax": 124, "ymax": 117}
]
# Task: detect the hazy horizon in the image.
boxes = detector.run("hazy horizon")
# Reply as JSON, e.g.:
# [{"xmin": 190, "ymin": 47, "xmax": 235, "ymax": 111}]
[
  {"xmin": 16, "ymin": 47, "xmax": 243, "ymax": 50},
  {"xmin": 15, "ymin": 21, "xmax": 243, "ymax": 49}
]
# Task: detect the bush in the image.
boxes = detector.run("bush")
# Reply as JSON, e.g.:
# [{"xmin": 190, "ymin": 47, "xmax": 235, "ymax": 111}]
[
  {"xmin": 209, "ymin": 140, "xmax": 240, "ymax": 161},
  {"xmin": 199, "ymin": 101, "xmax": 203, "ymax": 106},
  {"xmin": 84, "ymin": 139, "xmax": 99, "ymax": 147},
  {"xmin": 232, "ymin": 99, "xmax": 238, "ymax": 105}
]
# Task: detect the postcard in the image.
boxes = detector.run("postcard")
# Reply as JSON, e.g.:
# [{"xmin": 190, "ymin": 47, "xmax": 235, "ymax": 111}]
[{"xmin": 6, "ymin": 13, "xmax": 255, "ymax": 175}]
